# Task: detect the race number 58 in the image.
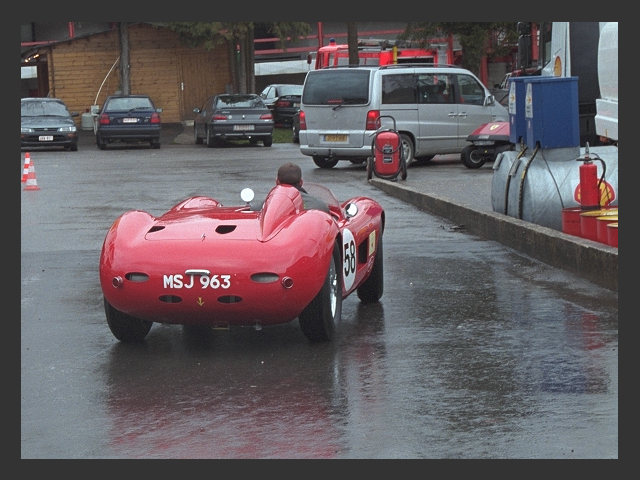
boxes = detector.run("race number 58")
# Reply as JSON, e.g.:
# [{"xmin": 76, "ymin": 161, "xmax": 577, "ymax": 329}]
[{"xmin": 342, "ymin": 228, "xmax": 356, "ymax": 291}]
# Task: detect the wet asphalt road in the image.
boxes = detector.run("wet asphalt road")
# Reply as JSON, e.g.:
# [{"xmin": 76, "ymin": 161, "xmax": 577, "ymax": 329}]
[{"xmin": 20, "ymin": 133, "xmax": 618, "ymax": 460}]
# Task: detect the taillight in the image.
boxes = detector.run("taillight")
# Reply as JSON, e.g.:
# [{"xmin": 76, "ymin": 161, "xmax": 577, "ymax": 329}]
[
  {"xmin": 99, "ymin": 113, "xmax": 110, "ymax": 125},
  {"xmin": 260, "ymin": 113, "xmax": 273, "ymax": 120},
  {"xmin": 299, "ymin": 111, "xmax": 306, "ymax": 130},
  {"xmin": 366, "ymin": 110, "xmax": 380, "ymax": 130},
  {"xmin": 212, "ymin": 114, "xmax": 227, "ymax": 121},
  {"xmin": 150, "ymin": 112, "xmax": 161, "ymax": 124}
]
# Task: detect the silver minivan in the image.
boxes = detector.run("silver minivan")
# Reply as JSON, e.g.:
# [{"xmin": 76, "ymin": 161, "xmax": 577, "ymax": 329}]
[{"xmin": 299, "ymin": 64, "xmax": 509, "ymax": 168}]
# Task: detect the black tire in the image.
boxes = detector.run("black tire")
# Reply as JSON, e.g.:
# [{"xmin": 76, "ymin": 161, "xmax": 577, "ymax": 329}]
[
  {"xmin": 96, "ymin": 134, "xmax": 106, "ymax": 150},
  {"xmin": 70, "ymin": 143, "xmax": 78, "ymax": 152},
  {"xmin": 151, "ymin": 138, "xmax": 161, "ymax": 149},
  {"xmin": 312, "ymin": 156, "xmax": 339, "ymax": 169},
  {"xmin": 206, "ymin": 127, "xmax": 215, "ymax": 147},
  {"xmin": 194, "ymin": 125, "xmax": 203, "ymax": 145},
  {"xmin": 263, "ymin": 136, "xmax": 273, "ymax": 147},
  {"xmin": 292, "ymin": 125, "xmax": 299, "ymax": 143},
  {"xmin": 461, "ymin": 144, "xmax": 487, "ymax": 169},
  {"xmin": 299, "ymin": 243, "xmax": 342, "ymax": 342},
  {"xmin": 357, "ymin": 235, "xmax": 384, "ymax": 303},
  {"xmin": 104, "ymin": 297, "xmax": 152, "ymax": 343},
  {"xmin": 366, "ymin": 157, "xmax": 373, "ymax": 180},
  {"xmin": 400, "ymin": 133, "xmax": 414, "ymax": 166},
  {"xmin": 400, "ymin": 158, "xmax": 407, "ymax": 180}
]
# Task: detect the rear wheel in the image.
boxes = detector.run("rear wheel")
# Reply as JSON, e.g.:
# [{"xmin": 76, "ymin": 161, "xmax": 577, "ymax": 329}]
[
  {"xmin": 461, "ymin": 144, "xmax": 487, "ymax": 169},
  {"xmin": 96, "ymin": 134, "xmax": 106, "ymax": 150},
  {"xmin": 299, "ymin": 243, "xmax": 342, "ymax": 342},
  {"xmin": 151, "ymin": 138, "xmax": 161, "ymax": 149},
  {"xmin": 206, "ymin": 127, "xmax": 215, "ymax": 147},
  {"xmin": 366, "ymin": 157, "xmax": 373, "ymax": 180},
  {"xmin": 104, "ymin": 298, "xmax": 152, "ymax": 342},
  {"xmin": 312, "ymin": 156, "xmax": 339, "ymax": 169},
  {"xmin": 357, "ymin": 235, "xmax": 384, "ymax": 303},
  {"xmin": 400, "ymin": 157, "xmax": 407, "ymax": 180},
  {"xmin": 263, "ymin": 136, "xmax": 273, "ymax": 147},
  {"xmin": 400, "ymin": 133, "xmax": 414, "ymax": 165}
]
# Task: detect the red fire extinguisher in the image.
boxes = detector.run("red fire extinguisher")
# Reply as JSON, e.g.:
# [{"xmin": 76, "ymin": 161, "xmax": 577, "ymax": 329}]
[{"xmin": 577, "ymin": 146, "xmax": 606, "ymax": 210}]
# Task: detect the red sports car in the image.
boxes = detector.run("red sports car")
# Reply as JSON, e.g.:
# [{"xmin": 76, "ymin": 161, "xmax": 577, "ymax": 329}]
[{"xmin": 99, "ymin": 182, "xmax": 385, "ymax": 343}]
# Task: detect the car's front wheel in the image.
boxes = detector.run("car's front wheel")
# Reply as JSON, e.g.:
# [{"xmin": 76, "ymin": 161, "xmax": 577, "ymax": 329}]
[
  {"xmin": 194, "ymin": 125, "xmax": 203, "ymax": 145},
  {"xmin": 298, "ymin": 243, "xmax": 342, "ymax": 342},
  {"xmin": 104, "ymin": 298, "xmax": 152, "ymax": 342},
  {"xmin": 312, "ymin": 156, "xmax": 339, "ymax": 169},
  {"xmin": 461, "ymin": 144, "xmax": 488, "ymax": 169}
]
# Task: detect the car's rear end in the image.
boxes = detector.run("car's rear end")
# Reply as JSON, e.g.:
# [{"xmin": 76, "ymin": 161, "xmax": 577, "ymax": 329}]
[
  {"xmin": 299, "ymin": 67, "xmax": 376, "ymax": 167},
  {"xmin": 209, "ymin": 94, "xmax": 274, "ymax": 144},
  {"xmin": 273, "ymin": 85, "xmax": 302, "ymax": 125},
  {"xmin": 96, "ymin": 95, "xmax": 161, "ymax": 148},
  {"xmin": 100, "ymin": 197, "xmax": 336, "ymax": 328}
]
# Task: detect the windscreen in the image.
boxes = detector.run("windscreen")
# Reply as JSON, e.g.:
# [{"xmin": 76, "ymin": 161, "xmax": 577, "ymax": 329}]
[
  {"xmin": 21, "ymin": 100, "xmax": 70, "ymax": 117},
  {"xmin": 302, "ymin": 70, "xmax": 371, "ymax": 106}
]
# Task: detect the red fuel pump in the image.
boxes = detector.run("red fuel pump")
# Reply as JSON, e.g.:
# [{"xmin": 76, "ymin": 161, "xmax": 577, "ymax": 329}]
[{"xmin": 367, "ymin": 115, "xmax": 407, "ymax": 181}]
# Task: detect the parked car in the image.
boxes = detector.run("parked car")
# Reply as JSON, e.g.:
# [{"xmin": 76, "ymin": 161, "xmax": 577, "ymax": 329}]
[
  {"xmin": 292, "ymin": 110, "xmax": 300, "ymax": 143},
  {"xmin": 299, "ymin": 65, "xmax": 509, "ymax": 168},
  {"xmin": 99, "ymin": 181, "xmax": 384, "ymax": 343},
  {"xmin": 259, "ymin": 84, "xmax": 303, "ymax": 126},
  {"xmin": 21, "ymin": 97, "xmax": 79, "ymax": 151},
  {"xmin": 95, "ymin": 94, "xmax": 162, "ymax": 149},
  {"xmin": 193, "ymin": 94, "xmax": 274, "ymax": 147}
]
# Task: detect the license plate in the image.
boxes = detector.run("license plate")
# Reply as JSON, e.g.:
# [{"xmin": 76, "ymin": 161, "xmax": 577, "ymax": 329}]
[
  {"xmin": 123, "ymin": 118, "xmax": 138, "ymax": 123},
  {"xmin": 324, "ymin": 134, "xmax": 347, "ymax": 142},
  {"xmin": 233, "ymin": 124, "xmax": 254, "ymax": 131},
  {"xmin": 38, "ymin": 135, "xmax": 53, "ymax": 141}
]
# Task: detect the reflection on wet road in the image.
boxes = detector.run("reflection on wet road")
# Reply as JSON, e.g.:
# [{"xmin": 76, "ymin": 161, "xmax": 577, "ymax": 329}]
[{"xmin": 21, "ymin": 145, "xmax": 618, "ymax": 459}]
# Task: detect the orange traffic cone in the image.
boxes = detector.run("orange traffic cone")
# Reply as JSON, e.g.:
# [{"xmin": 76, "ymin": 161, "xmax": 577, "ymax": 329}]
[
  {"xmin": 21, "ymin": 152, "xmax": 31, "ymax": 183},
  {"xmin": 24, "ymin": 159, "xmax": 40, "ymax": 191}
]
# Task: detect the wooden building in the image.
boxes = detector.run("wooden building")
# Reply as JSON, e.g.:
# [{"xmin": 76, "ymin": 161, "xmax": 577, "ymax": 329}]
[{"xmin": 23, "ymin": 23, "xmax": 232, "ymax": 125}]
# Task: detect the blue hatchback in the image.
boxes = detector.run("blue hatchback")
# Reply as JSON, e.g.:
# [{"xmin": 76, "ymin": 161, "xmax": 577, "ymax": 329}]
[{"xmin": 96, "ymin": 94, "xmax": 162, "ymax": 149}]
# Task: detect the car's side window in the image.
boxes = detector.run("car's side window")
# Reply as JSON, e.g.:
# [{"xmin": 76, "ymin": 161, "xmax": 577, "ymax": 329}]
[
  {"xmin": 417, "ymin": 74, "xmax": 453, "ymax": 104},
  {"xmin": 381, "ymin": 74, "xmax": 416, "ymax": 104},
  {"xmin": 455, "ymin": 74, "xmax": 485, "ymax": 105}
]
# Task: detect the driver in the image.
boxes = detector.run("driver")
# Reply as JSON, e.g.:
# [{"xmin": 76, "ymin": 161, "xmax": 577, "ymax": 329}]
[{"xmin": 276, "ymin": 162, "xmax": 329, "ymax": 213}]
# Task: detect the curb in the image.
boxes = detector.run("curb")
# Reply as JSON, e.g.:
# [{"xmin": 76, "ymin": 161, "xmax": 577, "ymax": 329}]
[{"xmin": 370, "ymin": 178, "xmax": 618, "ymax": 292}]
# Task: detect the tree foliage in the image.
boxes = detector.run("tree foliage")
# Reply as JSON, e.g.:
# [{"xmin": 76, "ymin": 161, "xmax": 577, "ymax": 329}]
[
  {"xmin": 400, "ymin": 22, "xmax": 518, "ymax": 76},
  {"xmin": 160, "ymin": 22, "xmax": 311, "ymax": 94}
]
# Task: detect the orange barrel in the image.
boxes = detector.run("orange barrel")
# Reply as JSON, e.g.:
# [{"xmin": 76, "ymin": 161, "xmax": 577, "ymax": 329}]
[
  {"xmin": 607, "ymin": 222, "xmax": 618, "ymax": 248},
  {"xmin": 562, "ymin": 207, "xmax": 583, "ymax": 236},
  {"xmin": 596, "ymin": 215, "xmax": 618, "ymax": 244},
  {"xmin": 580, "ymin": 208, "xmax": 618, "ymax": 242}
]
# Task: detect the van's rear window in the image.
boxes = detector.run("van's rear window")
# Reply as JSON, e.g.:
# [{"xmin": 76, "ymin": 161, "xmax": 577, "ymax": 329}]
[{"xmin": 302, "ymin": 70, "xmax": 370, "ymax": 106}]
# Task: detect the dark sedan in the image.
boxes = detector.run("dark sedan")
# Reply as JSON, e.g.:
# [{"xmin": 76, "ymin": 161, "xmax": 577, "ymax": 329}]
[
  {"xmin": 259, "ymin": 84, "xmax": 303, "ymax": 126},
  {"xmin": 193, "ymin": 94, "xmax": 274, "ymax": 147},
  {"xmin": 21, "ymin": 97, "xmax": 79, "ymax": 151},
  {"xmin": 95, "ymin": 94, "xmax": 162, "ymax": 149}
]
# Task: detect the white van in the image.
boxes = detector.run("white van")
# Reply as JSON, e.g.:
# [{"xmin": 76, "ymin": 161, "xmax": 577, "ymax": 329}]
[{"xmin": 299, "ymin": 64, "xmax": 509, "ymax": 168}]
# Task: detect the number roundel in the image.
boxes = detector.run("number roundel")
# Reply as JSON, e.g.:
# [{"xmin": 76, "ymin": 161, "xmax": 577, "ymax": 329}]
[{"xmin": 342, "ymin": 228, "xmax": 356, "ymax": 291}]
